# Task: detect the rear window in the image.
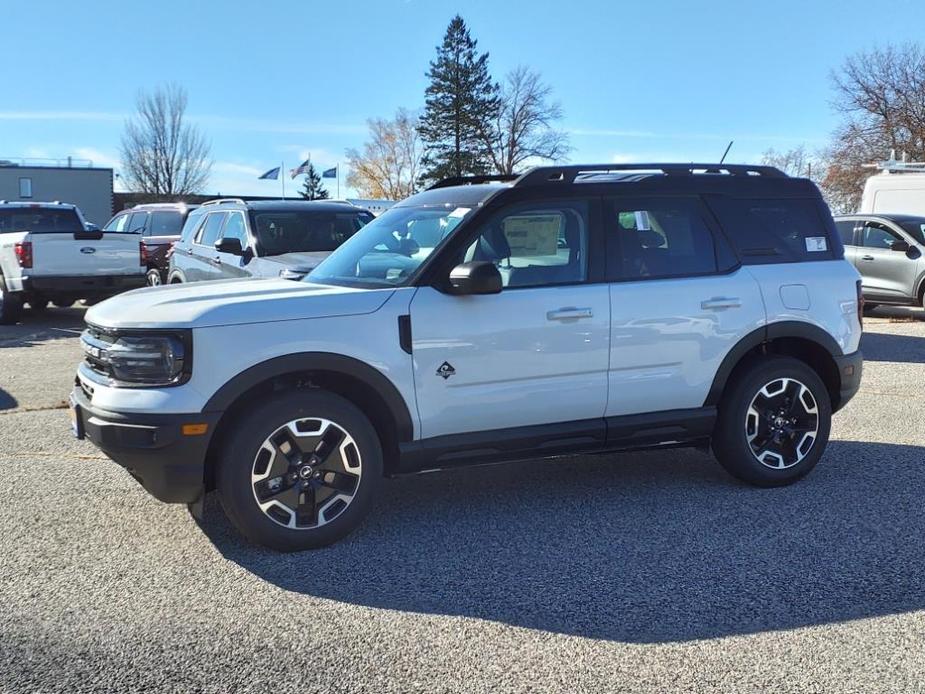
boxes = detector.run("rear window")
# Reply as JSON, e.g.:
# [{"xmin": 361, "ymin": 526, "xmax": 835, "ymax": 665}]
[
  {"xmin": 251, "ymin": 211, "xmax": 370, "ymax": 256},
  {"xmin": 0, "ymin": 208, "xmax": 82, "ymax": 233},
  {"xmin": 149, "ymin": 211, "xmax": 185, "ymax": 236},
  {"xmin": 706, "ymin": 197, "xmax": 838, "ymax": 263}
]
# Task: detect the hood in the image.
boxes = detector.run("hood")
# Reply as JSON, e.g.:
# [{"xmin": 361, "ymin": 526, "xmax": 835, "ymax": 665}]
[
  {"xmin": 259, "ymin": 251, "xmax": 331, "ymax": 272},
  {"xmin": 86, "ymin": 278, "xmax": 394, "ymax": 330}
]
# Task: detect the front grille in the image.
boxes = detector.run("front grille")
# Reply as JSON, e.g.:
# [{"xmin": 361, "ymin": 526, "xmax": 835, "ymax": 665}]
[{"xmin": 81, "ymin": 326, "xmax": 115, "ymax": 380}]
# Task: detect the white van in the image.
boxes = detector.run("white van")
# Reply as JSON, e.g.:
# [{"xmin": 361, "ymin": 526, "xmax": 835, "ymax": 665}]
[{"xmin": 860, "ymin": 162, "xmax": 925, "ymax": 215}]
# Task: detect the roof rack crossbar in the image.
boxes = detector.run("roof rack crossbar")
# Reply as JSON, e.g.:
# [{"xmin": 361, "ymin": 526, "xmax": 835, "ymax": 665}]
[
  {"xmin": 202, "ymin": 198, "xmax": 247, "ymax": 206},
  {"xmin": 515, "ymin": 163, "xmax": 787, "ymax": 186},
  {"xmin": 427, "ymin": 174, "xmax": 520, "ymax": 190}
]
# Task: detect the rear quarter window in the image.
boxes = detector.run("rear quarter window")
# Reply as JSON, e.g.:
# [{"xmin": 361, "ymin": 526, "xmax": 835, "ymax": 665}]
[
  {"xmin": 179, "ymin": 210, "xmax": 207, "ymax": 243},
  {"xmin": 705, "ymin": 196, "xmax": 840, "ymax": 264}
]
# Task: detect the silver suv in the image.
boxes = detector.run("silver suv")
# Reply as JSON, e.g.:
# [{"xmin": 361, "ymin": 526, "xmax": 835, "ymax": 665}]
[{"xmin": 834, "ymin": 214, "xmax": 925, "ymax": 309}]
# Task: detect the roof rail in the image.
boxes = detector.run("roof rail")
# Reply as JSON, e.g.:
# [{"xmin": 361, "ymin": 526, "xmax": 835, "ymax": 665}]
[
  {"xmin": 427, "ymin": 174, "xmax": 520, "ymax": 190},
  {"xmin": 515, "ymin": 163, "xmax": 787, "ymax": 186},
  {"xmin": 201, "ymin": 198, "xmax": 247, "ymax": 206}
]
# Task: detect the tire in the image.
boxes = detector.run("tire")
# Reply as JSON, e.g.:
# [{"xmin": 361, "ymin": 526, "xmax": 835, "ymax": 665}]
[
  {"xmin": 216, "ymin": 389, "xmax": 383, "ymax": 551},
  {"xmin": 712, "ymin": 356, "xmax": 832, "ymax": 487},
  {"xmin": 28, "ymin": 296, "xmax": 48, "ymax": 313},
  {"xmin": 146, "ymin": 269, "xmax": 163, "ymax": 287},
  {"xmin": 52, "ymin": 299, "xmax": 74, "ymax": 308},
  {"xmin": 0, "ymin": 277, "xmax": 23, "ymax": 325}
]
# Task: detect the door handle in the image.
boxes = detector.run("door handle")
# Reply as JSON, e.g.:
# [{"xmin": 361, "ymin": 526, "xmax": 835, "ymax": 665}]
[
  {"xmin": 547, "ymin": 307, "xmax": 593, "ymax": 321},
  {"xmin": 211, "ymin": 256, "xmax": 222, "ymax": 266},
  {"xmin": 861, "ymin": 255, "xmax": 875, "ymax": 261},
  {"xmin": 701, "ymin": 297, "xmax": 741, "ymax": 310}
]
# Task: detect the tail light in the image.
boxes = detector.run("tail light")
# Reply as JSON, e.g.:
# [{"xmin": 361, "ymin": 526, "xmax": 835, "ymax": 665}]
[
  {"xmin": 166, "ymin": 241, "xmax": 177, "ymax": 259},
  {"xmin": 14, "ymin": 241, "xmax": 32, "ymax": 269},
  {"xmin": 139, "ymin": 241, "xmax": 148, "ymax": 267},
  {"xmin": 856, "ymin": 279, "xmax": 864, "ymax": 330}
]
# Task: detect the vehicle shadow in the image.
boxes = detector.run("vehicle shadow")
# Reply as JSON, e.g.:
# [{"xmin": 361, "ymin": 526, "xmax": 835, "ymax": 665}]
[
  {"xmin": 860, "ymin": 330, "xmax": 925, "ymax": 363},
  {"xmin": 200, "ymin": 439, "xmax": 925, "ymax": 643},
  {"xmin": 0, "ymin": 307, "xmax": 86, "ymax": 349},
  {"xmin": 0, "ymin": 387, "xmax": 17, "ymax": 411}
]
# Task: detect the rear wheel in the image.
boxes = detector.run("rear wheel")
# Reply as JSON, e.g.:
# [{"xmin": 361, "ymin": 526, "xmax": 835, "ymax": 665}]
[
  {"xmin": 146, "ymin": 269, "xmax": 163, "ymax": 287},
  {"xmin": 0, "ymin": 277, "xmax": 22, "ymax": 325},
  {"xmin": 52, "ymin": 299, "xmax": 74, "ymax": 308},
  {"xmin": 216, "ymin": 390, "xmax": 383, "ymax": 551},
  {"xmin": 27, "ymin": 296, "xmax": 48, "ymax": 313},
  {"xmin": 712, "ymin": 356, "xmax": 831, "ymax": 487}
]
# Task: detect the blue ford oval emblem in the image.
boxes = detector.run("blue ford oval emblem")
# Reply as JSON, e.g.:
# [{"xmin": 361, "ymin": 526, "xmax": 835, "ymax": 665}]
[{"xmin": 80, "ymin": 247, "xmax": 96, "ymax": 254}]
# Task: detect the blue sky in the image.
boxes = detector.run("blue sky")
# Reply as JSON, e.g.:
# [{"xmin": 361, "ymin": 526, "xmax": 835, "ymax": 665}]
[{"xmin": 3, "ymin": 0, "xmax": 925, "ymax": 197}]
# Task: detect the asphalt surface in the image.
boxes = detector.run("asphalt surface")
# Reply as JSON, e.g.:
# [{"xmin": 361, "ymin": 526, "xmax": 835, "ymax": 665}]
[{"xmin": 1, "ymin": 305, "xmax": 925, "ymax": 693}]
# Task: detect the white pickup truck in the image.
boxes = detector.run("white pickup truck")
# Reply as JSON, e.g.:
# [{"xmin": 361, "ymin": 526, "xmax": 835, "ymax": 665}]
[{"xmin": 0, "ymin": 201, "xmax": 145, "ymax": 324}]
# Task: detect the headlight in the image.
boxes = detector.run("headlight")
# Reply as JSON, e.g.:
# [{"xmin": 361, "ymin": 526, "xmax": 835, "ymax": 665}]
[{"xmin": 82, "ymin": 328, "xmax": 191, "ymax": 387}]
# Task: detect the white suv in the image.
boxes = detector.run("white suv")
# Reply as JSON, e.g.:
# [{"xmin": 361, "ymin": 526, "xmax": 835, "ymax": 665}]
[{"xmin": 71, "ymin": 164, "xmax": 864, "ymax": 551}]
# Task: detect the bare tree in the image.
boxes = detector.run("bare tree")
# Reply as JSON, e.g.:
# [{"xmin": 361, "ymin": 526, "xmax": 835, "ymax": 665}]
[
  {"xmin": 760, "ymin": 145, "xmax": 818, "ymax": 178},
  {"xmin": 823, "ymin": 43, "xmax": 925, "ymax": 211},
  {"xmin": 346, "ymin": 108, "xmax": 422, "ymax": 200},
  {"xmin": 481, "ymin": 66, "xmax": 570, "ymax": 175},
  {"xmin": 120, "ymin": 84, "xmax": 211, "ymax": 196}
]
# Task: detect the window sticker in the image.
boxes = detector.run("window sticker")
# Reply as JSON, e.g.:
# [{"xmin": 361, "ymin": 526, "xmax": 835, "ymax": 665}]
[
  {"xmin": 448, "ymin": 207, "xmax": 470, "ymax": 219},
  {"xmin": 805, "ymin": 236, "xmax": 828, "ymax": 252},
  {"xmin": 502, "ymin": 214, "xmax": 561, "ymax": 257}
]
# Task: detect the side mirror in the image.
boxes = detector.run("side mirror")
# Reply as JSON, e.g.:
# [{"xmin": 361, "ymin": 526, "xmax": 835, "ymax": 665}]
[
  {"xmin": 890, "ymin": 239, "xmax": 911, "ymax": 253},
  {"xmin": 86, "ymin": 223, "xmax": 100, "ymax": 232},
  {"xmin": 215, "ymin": 237, "xmax": 244, "ymax": 256},
  {"xmin": 447, "ymin": 261, "xmax": 502, "ymax": 295}
]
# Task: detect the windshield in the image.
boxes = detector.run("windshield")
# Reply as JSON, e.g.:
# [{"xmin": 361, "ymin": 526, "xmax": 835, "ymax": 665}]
[
  {"xmin": 307, "ymin": 205, "xmax": 472, "ymax": 287},
  {"xmin": 898, "ymin": 219, "xmax": 925, "ymax": 244},
  {"xmin": 0, "ymin": 208, "xmax": 82, "ymax": 233},
  {"xmin": 251, "ymin": 210, "xmax": 373, "ymax": 256}
]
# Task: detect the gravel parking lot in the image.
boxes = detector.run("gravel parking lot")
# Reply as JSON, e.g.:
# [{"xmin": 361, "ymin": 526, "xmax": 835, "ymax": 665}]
[{"xmin": 1, "ymin": 306, "xmax": 924, "ymax": 693}]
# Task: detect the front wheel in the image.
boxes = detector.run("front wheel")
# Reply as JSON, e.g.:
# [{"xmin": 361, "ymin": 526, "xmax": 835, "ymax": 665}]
[
  {"xmin": 712, "ymin": 356, "xmax": 831, "ymax": 487},
  {"xmin": 0, "ymin": 278, "xmax": 22, "ymax": 325},
  {"xmin": 216, "ymin": 390, "xmax": 383, "ymax": 551}
]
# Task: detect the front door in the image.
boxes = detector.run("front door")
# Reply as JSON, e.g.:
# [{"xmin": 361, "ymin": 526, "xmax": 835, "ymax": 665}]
[
  {"xmin": 409, "ymin": 198, "xmax": 610, "ymax": 440},
  {"xmin": 213, "ymin": 210, "xmax": 251, "ymax": 278},
  {"xmin": 857, "ymin": 221, "xmax": 918, "ymax": 301}
]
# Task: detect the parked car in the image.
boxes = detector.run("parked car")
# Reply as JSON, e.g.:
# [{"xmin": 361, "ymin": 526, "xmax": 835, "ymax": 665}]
[
  {"xmin": 104, "ymin": 203, "xmax": 198, "ymax": 286},
  {"xmin": 834, "ymin": 213, "xmax": 925, "ymax": 309},
  {"xmin": 0, "ymin": 201, "xmax": 144, "ymax": 324},
  {"xmin": 167, "ymin": 199, "xmax": 374, "ymax": 283},
  {"xmin": 71, "ymin": 163, "xmax": 863, "ymax": 551}
]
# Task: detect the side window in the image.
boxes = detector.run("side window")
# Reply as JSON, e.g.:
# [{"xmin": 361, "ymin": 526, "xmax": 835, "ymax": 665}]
[
  {"xmin": 104, "ymin": 213, "xmax": 129, "ymax": 232},
  {"xmin": 127, "ymin": 212, "xmax": 148, "ymax": 234},
  {"xmin": 195, "ymin": 212, "xmax": 227, "ymax": 247},
  {"xmin": 706, "ymin": 197, "xmax": 836, "ymax": 263},
  {"xmin": 835, "ymin": 220, "xmax": 857, "ymax": 246},
  {"xmin": 462, "ymin": 200, "xmax": 589, "ymax": 288},
  {"xmin": 607, "ymin": 198, "xmax": 718, "ymax": 280},
  {"xmin": 861, "ymin": 223, "xmax": 901, "ymax": 249},
  {"xmin": 220, "ymin": 212, "xmax": 248, "ymax": 245},
  {"xmin": 179, "ymin": 211, "xmax": 206, "ymax": 243}
]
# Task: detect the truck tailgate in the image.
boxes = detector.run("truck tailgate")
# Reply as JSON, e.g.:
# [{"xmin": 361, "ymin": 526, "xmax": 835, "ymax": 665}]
[{"xmin": 29, "ymin": 231, "xmax": 143, "ymax": 277}]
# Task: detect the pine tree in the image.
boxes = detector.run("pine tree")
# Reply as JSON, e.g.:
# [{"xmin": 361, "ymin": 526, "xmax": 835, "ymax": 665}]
[
  {"xmin": 417, "ymin": 15, "xmax": 500, "ymax": 184},
  {"xmin": 299, "ymin": 163, "xmax": 330, "ymax": 200}
]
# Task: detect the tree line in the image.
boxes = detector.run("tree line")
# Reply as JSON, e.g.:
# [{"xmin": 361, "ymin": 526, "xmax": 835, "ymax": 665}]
[{"xmin": 119, "ymin": 19, "xmax": 925, "ymax": 211}]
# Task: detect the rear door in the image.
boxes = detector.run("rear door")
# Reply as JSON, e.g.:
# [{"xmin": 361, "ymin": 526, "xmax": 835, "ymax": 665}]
[
  {"xmin": 187, "ymin": 211, "xmax": 227, "ymax": 281},
  {"xmin": 857, "ymin": 220, "xmax": 918, "ymax": 301},
  {"xmin": 604, "ymin": 196, "xmax": 764, "ymax": 419},
  {"xmin": 12, "ymin": 206, "xmax": 142, "ymax": 278}
]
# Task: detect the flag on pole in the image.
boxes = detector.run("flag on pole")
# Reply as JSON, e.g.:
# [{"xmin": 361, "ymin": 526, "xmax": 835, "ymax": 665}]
[
  {"xmin": 290, "ymin": 158, "xmax": 312, "ymax": 179},
  {"xmin": 258, "ymin": 166, "xmax": 280, "ymax": 180},
  {"xmin": 322, "ymin": 166, "xmax": 337, "ymax": 179}
]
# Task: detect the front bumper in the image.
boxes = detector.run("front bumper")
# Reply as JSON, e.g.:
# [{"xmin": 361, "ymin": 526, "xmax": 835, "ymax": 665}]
[
  {"xmin": 24, "ymin": 274, "xmax": 145, "ymax": 298},
  {"xmin": 833, "ymin": 349, "xmax": 863, "ymax": 412},
  {"xmin": 71, "ymin": 384, "xmax": 219, "ymax": 503}
]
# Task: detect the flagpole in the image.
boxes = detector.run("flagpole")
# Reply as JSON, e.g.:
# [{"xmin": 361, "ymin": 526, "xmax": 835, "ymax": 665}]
[
  {"xmin": 337, "ymin": 164, "xmax": 340, "ymax": 199},
  {"xmin": 281, "ymin": 161, "xmax": 285, "ymax": 200}
]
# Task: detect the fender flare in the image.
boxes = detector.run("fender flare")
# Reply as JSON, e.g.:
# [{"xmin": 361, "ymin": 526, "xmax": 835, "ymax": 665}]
[
  {"xmin": 704, "ymin": 321, "xmax": 844, "ymax": 407},
  {"xmin": 202, "ymin": 352, "xmax": 414, "ymax": 442}
]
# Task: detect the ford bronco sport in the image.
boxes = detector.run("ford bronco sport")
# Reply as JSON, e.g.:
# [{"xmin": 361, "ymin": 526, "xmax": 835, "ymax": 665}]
[{"xmin": 71, "ymin": 164, "xmax": 864, "ymax": 551}]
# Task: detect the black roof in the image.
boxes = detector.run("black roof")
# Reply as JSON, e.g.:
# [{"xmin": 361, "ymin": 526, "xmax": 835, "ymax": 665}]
[{"xmin": 403, "ymin": 163, "xmax": 821, "ymax": 208}]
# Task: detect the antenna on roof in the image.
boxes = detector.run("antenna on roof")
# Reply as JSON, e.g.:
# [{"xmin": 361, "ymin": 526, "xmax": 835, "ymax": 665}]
[{"xmin": 719, "ymin": 140, "xmax": 734, "ymax": 165}]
